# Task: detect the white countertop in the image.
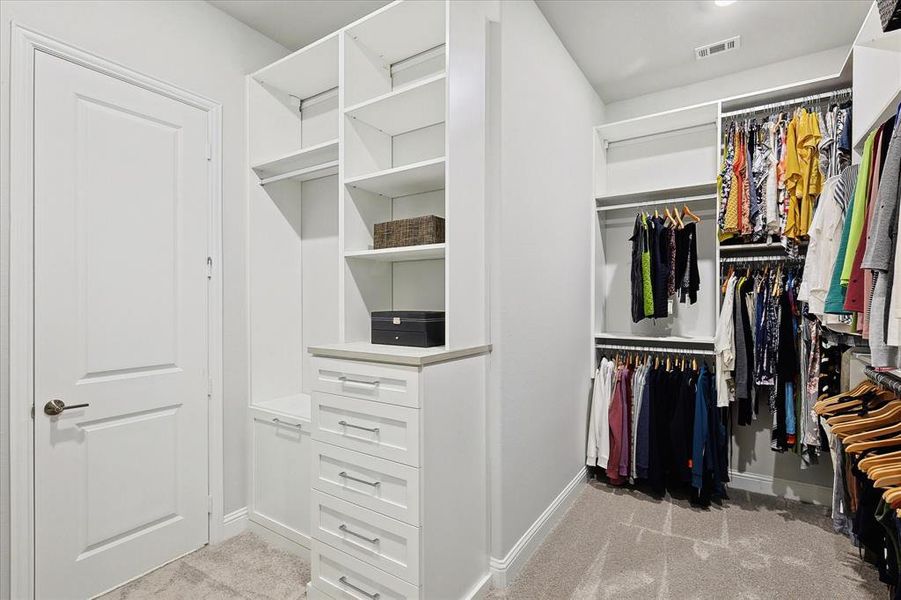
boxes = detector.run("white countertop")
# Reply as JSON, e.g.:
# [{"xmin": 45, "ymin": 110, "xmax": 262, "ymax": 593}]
[{"xmin": 308, "ymin": 342, "xmax": 492, "ymax": 366}]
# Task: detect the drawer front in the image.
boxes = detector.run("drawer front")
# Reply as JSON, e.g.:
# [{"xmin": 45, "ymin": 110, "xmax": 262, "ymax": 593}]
[
  {"xmin": 312, "ymin": 392, "xmax": 420, "ymax": 466},
  {"xmin": 312, "ymin": 540, "xmax": 418, "ymax": 600},
  {"xmin": 312, "ymin": 490, "xmax": 420, "ymax": 584},
  {"xmin": 311, "ymin": 358, "xmax": 420, "ymax": 408},
  {"xmin": 311, "ymin": 441, "xmax": 420, "ymax": 525}
]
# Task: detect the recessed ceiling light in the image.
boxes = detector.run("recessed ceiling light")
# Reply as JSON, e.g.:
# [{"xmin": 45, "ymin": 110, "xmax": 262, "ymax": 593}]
[{"xmin": 715, "ymin": 0, "xmax": 738, "ymax": 6}]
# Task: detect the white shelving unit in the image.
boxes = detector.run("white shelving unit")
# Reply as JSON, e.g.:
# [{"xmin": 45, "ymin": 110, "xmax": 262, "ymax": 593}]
[{"xmin": 246, "ymin": 3, "xmax": 491, "ymax": 598}]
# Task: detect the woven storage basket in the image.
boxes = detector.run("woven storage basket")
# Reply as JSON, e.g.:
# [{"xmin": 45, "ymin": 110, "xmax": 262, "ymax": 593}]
[{"xmin": 374, "ymin": 215, "xmax": 445, "ymax": 249}]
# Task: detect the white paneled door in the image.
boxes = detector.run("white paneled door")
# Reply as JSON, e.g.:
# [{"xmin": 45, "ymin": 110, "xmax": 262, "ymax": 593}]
[{"xmin": 33, "ymin": 51, "xmax": 211, "ymax": 599}]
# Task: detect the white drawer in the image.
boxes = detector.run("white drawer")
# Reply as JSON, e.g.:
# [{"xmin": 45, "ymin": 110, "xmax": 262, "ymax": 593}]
[
  {"xmin": 312, "ymin": 539, "xmax": 419, "ymax": 600},
  {"xmin": 312, "ymin": 441, "xmax": 420, "ymax": 525},
  {"xmin": 312, "ymin": 392, "xmax": 420, "ymax": 466},
  {"xmin": 312, "ymin": 490, "xmax": 420, "ymax": 584},
  {"xmin": 311, "ymin": 358, "xmax": 420, "ymax": 408}
]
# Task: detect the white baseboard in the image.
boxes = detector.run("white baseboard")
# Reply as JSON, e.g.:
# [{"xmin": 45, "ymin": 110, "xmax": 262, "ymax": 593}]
[
  {"xmin": 221, "ymin": 507, "xmax": 249, "ymax": 540},
  {"xmin": 464, "ymin": 573, "xmax": 492, "ymax": 600},
  {"xmin": 728, "ymin": 470, "xmax": 832, "ymax": 506},
  {"xmin": 489, "ymin": 467, "xmax": 586, "ymax": 588}
]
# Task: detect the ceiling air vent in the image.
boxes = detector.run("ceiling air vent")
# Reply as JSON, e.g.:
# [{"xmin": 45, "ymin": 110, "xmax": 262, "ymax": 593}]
[{"xmin": 695, "ymin": 36, "xmax": 740, "ymax": 60}]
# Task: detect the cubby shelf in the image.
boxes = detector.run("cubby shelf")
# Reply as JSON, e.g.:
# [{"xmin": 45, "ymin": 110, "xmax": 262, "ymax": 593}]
[
  {"xmin": 252, "ymin": 139, "xmax": 339, "ymax": 180},
  {"xmin": 345, "ymin": 157, "xmax": 445, "ymax": 197},
  {"xmin": 344, "ymin": 243, "xmax": 446, "ymax": 262},
  {"xmin": 345, "ymin": 73, "xmax": 446, "ymax": 136}
]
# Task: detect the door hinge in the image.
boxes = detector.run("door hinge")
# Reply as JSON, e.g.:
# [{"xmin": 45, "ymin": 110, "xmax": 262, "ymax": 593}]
[
  {"xmin": 30, "ymin": 405, "xmax": 35, "ymax": 419},
  {"xmin": 206, "ymin": 256, "xmax": 213, "ymax": 280},
  {"xmin": 208, "ymin": 495, "xmax": 213, "ymax": 514}
]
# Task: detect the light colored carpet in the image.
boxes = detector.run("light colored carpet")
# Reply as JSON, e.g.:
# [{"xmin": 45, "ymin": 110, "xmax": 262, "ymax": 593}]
[
  {"xmin": 99, "ymin": 531, "xmax": 308, "ymax": 600},
  {"xmin": 487, "ymin": 481, "xmax": 884, "ymax": 599},
  {"xmin": 101, "ymin": 483, "xmax": 884, "ymax": 599}
]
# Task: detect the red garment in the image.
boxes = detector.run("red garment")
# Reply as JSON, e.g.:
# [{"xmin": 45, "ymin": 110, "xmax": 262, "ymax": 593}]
[
  {"xmin": 845, "ymin": 128, "xmax": 883, "ymax": 312},
  {"xmin": 606, "ymin": 366, "xmax": 627, "ymax": 485}
]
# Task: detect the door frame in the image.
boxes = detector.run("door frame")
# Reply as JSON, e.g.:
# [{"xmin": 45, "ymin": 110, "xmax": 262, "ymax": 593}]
[{"xmin": 9, "ymin": 23, "xmax": 225, "ymax": 599}]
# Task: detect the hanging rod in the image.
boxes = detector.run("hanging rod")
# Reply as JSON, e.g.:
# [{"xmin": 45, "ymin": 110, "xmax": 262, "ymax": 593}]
[
  {"xmin": 864, "ymin": 366, "xmax": 901, "ymax": 396},
  {"xmin": 595, "ymin": 342, "xmax": 716, "ymax": 356},
  {"xmin": 390, "ymin": 43, "xmax": 446, "ymax": 75},
  {"xmin": 720, "ymin": 254, "xmax": 805, "ymax": 264},
  {"xmin": 288, "ymin": 86, "xmax": 338, "ymax": 112},
  {"xmin": 721, "ymin": 87, "xmax": 852, "ymax": 119},
  {"xmin": 596, "ymin": 194, "xmax": 717, "ymax": 212}
]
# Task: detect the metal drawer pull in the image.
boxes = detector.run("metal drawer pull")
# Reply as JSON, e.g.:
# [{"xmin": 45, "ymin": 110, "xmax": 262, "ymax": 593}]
[
  {"xmin": 338, "ymin": 420, "xmax": 380, "ymax": 434},
  {"xmin": 272, "ymin": 418, "xmax": 302, "ymax": 429},
  {"xmin": 339, "ymin": 523, "xmax": 380, "ymax": 544},
  {"xmin": 338, "ymin": 471, "xmax": 381, "ymax": 487},
  {"xmin": 338, "ymin": 376, "xmax": 380, "ymax": 390},
  {"xmin": 338, "ymin": 576, "xmax": 380, "ymax": 599}
]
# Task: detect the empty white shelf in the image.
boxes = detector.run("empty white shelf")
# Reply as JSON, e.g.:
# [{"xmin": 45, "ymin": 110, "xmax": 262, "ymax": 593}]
[
  {"xmin": 344, "ymin": 243, "xmax": 446, "ymax": 262},
  {"xmin": 345, "ymin": 157, "xmax": 445, "ymax": 197},
  {"xmin": 253, "ymin": 34, "xmax": 338, "ymax": 99},
  {"xmin": 348, "ymin": 0, "xmax": 445, "ymax": 65},
  {"xmin": 346, "ymin": 73, "xmax": 446, "ymax": 136},
  {"xmin": 251, "ymin": 393, "xmax": 312, "ymax": 421},
  {"xmin": 596, "ymin": 181, "xmax": 718, "ymax": 209},
  {"xmin": 252, "ymin": 139, "xmax": 339, "ymax": 179},
  {"xmin": 259, "ymin": 161, "xmax": 339, "ymax": 186},
  {"xmin": 595, "ymin": 102, "xmax": 718, "ymax": 144}
]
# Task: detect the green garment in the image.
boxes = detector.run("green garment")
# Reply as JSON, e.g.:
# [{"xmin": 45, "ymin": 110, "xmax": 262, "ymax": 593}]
[
  {"xmin": 641, "ymin": 214, "xmax": 653, "ymax": 317},
  {"xmin": 840, "ymin": 131, "xmax": 876, "ymax": 284}
]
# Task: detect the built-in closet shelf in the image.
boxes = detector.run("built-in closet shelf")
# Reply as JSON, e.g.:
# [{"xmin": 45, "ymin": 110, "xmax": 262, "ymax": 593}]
[
  {"xmin": 258, "ymin": 161, "xmax": 339, "ymax": 186},
  {"xmin": 596, "ymin": 102, "xmax": 718, "ymax": 144},
  {"xmin": 854, "ymin": 87, "xmax": 901, "ymax": 153},
  {"xmin": 344, "ymin": 243, "xmax": 445, "ymax": 262},
  {"xmin": 252, "ymin": 140, "xmax": 339, "ymax": 180},
  {"xmin": 345, "ymin": 157, "xmax": 445, "ymax": 198},
  {"xmin": 719, "ymin": 240, "xmax": 808, "ymax": 254},
  {"xmin": 346, "ymin": 0, "xmax": 446, "ymax": 65},
  {"xmin": 595, "ymin": 181, "xmax": 717, "ymax": 210},
  {"xmin": 345, "ymin": 73, "xmax": 446, "ymax": 136},
  {"xmin": 594, "ymin": 332, "xmax": 715, "ymax": 346},
  {"xmin": 251, "ymin": 393, "xmax": 312, "ymax": 422},
  {"xmin": 253, "ymin": 34, "xmax": 338, "ymax": 99}
]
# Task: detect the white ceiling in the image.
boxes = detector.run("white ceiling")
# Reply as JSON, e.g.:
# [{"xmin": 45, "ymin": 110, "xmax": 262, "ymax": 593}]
[
  {"xmin": 210, "ymin": 0, "xmax": 872, "ymax": 104},
  {"xmin": 536, "ymin": 0, "xmax": 871, "ymax": 103},
  {"xmin": 209, "ymin": 0, "xmax": 391, "ymax": 50}
]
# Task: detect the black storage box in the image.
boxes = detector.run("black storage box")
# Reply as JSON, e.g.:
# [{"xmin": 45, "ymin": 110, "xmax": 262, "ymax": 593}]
[{"xmin": 371, "ymin": 311, "xmax": 445, "ymax": 347}]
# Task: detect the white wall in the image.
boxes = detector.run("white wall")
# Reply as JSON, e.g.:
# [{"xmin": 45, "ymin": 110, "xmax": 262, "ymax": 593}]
[
  {"xmin": 0, "ymin": 2, "xmax": 288, "ymax": 595},
  {"xmin": 604, "ymin": 45, "xmax": 851, "ymax": 122},
  {"xmin": 489, "ymin": 0, "xmax": 604, "ymax": 565}
]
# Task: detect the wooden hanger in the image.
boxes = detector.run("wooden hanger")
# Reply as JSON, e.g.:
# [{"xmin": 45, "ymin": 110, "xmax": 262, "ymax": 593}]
[
  {"xmin": 831, "ymin": 397, "xmax": 901, "ymax": 437},
  {"xmin": 682, "ymin": 204, "xmax": 701, "ymax": 223},
  {"xmin": 672, "ymin": 205, "xmax": 684, "ymax": 228},
  {"xmin": 814, "ymin": 381, "xmax": 877, "ymax": 415},
  {"xmin": 860, "ymin": 450, "xmax": 901, "ymax": 473},
  {"xmin": 828, "ymin": 398, "xmax": 901, "ymax": 425},
  {"xmin": 845, "ymin": 434, "xmax": 901, "ymax": 455}
]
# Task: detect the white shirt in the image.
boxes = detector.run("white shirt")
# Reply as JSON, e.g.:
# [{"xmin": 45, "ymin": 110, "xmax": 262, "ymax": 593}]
[
  {"xmin": 799, "ymin": 175, "xmax": 843, "ymax": 318},
  {"xmin": 715, "ymin": 276, "xmax": 737, "ymax": 408},
  {"xmin": 586, "ymin": 358, "xmax": 613, "ymax": 467}
]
